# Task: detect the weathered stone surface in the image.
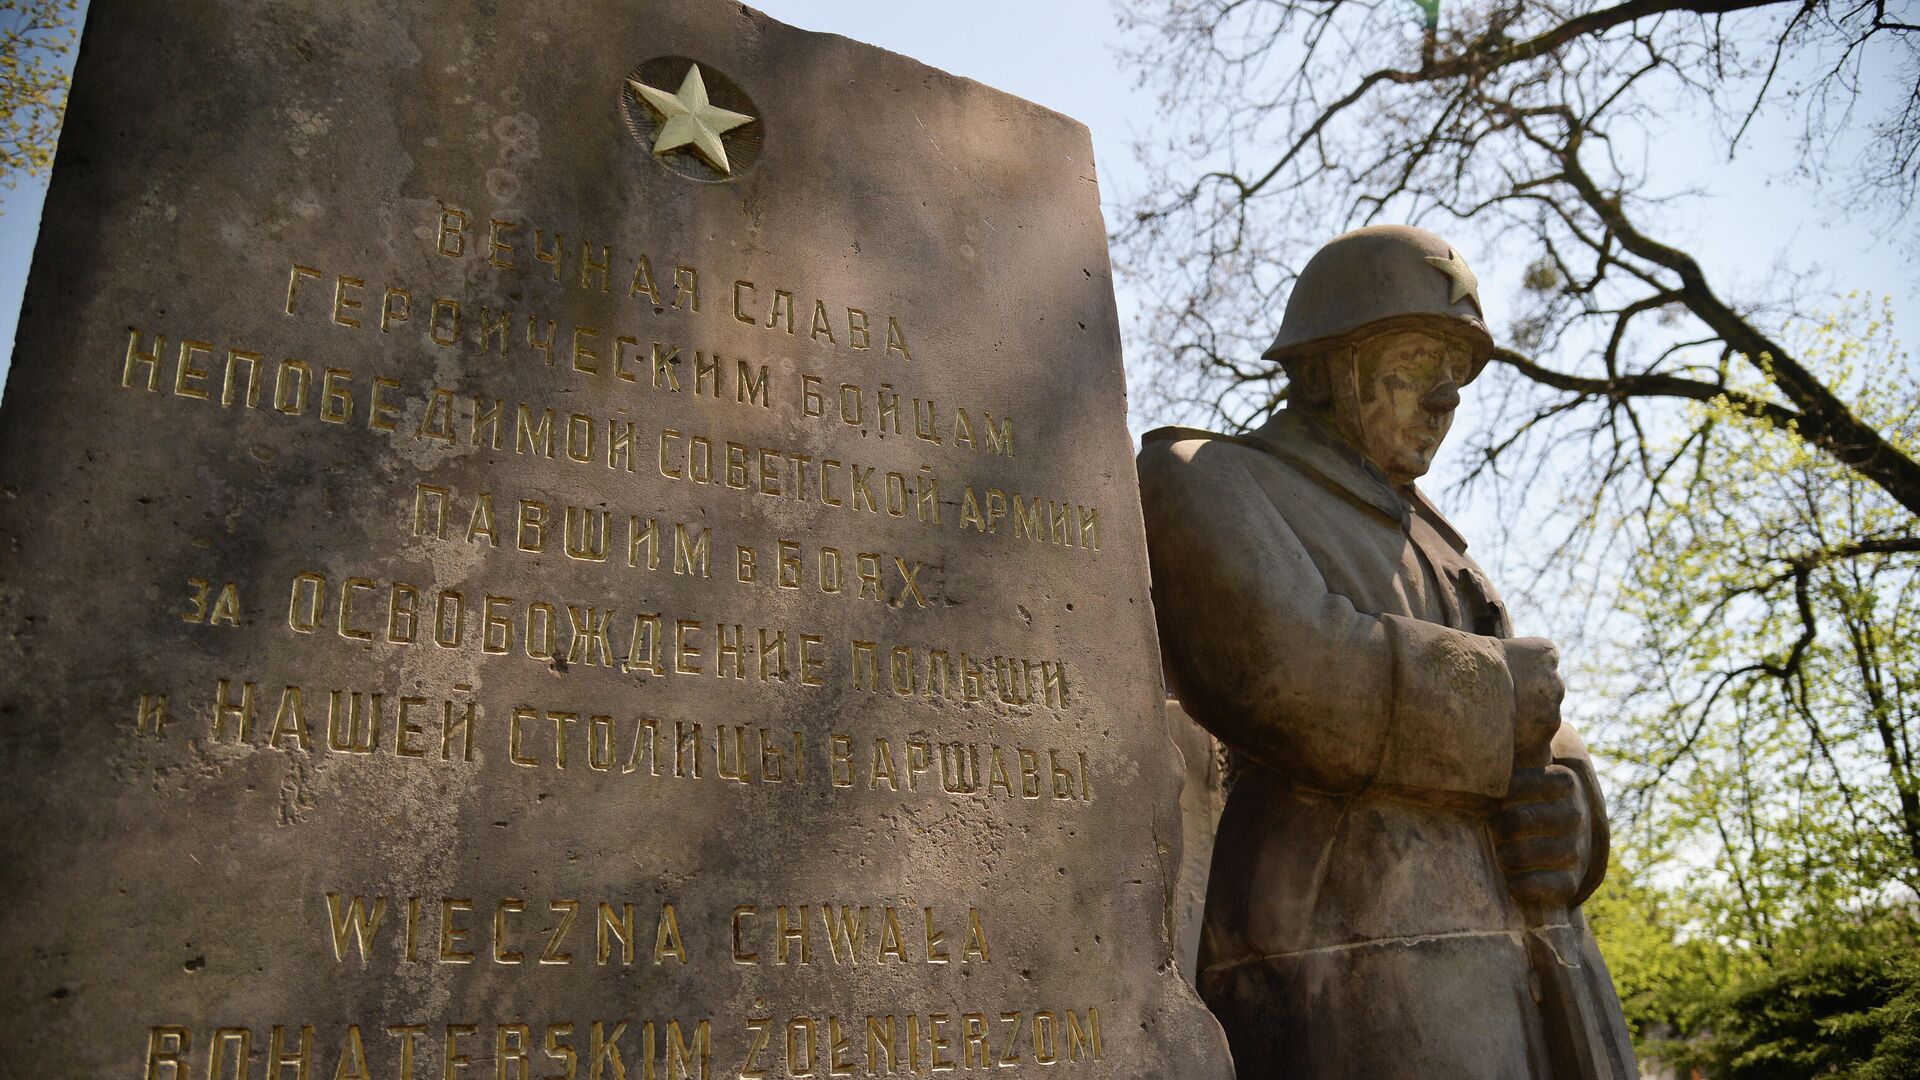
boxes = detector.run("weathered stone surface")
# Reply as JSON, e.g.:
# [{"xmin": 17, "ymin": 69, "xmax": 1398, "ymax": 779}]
[
  {"xmin": 1166, "ymin": 698, "xmax": 1225, "ymax": 984},
  {"xmin": 1140, "ymin": 225, "xmax": 1637, "ymax": 1077},
  {"xmin": 0, "ymin": 3, "xmax": 1230, "ymax": 1076}
]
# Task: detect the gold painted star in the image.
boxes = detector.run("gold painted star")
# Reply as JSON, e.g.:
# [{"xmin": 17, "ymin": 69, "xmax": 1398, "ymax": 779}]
[
  {"xmin": 628, "ymin": 64, "xmax": 755, "ymax": 174},
  {"xmin": 1425, "ymin": 248, "xmax": 1481, "ymax": 309}
]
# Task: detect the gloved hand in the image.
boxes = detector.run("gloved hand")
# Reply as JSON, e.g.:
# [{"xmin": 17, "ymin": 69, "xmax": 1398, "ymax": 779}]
[
  {"xmin": 1496, "ymin": 762, "xmax": 1591, "ymax": 909},
  {"xmin": 1502, "ymin": 637, "xmax": 1564, "ymax": 770}
]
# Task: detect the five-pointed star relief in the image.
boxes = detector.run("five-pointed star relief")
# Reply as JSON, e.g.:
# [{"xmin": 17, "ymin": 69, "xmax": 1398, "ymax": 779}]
[
  {"xmin": 1428, "ymin": 247, "xmax": 1482, "ymax": 307},
  {"xmin": 1424, "ymin": 248, "xmax": 1481, "ymax": 309},
  {"xmin": 628, "ymin": 64, "xmax": 755, "ymax": 174}
]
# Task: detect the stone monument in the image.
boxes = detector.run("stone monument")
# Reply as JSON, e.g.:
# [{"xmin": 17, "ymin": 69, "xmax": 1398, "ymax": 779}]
[
  {"xmin": 1139, "ymin": 225, "xmax": 1639, "ymax": 1078},
  {"xmin": 0, "ymin": 2, "xmax": 1231, "ymax": 1076}
]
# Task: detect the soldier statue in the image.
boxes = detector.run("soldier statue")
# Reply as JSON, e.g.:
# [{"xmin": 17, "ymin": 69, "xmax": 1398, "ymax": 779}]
[{"xmin": 1138, "ymin": 225, "xmax": 1639, "ymax": 1078}]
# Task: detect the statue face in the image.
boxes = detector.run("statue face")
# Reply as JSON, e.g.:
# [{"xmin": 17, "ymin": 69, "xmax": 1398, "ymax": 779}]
[{"xmin": 1346, "ymin": 329, "xmax": 1474, "ymax": 485}]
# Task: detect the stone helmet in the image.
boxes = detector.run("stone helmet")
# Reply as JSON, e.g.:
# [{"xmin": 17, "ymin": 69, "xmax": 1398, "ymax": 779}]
[{"xmin": 1262, "ymin": 224, "xmax": 1495, "ymax": 383}]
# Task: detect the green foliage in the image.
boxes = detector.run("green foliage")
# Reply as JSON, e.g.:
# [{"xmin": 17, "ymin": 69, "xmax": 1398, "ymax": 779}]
[
  {"xmin": 1842, "ymin": 946, "xmax": 1920, "ymax": 1080},
  {"xmin": 1671, "ymin": 924, "xmax": 1920, "ymax": 1080},
  {"xmin": 1582, "ymin": 856, "xmax": 1741, "ymax": 1046},
  {"xmin": 1590, "ymin": 858, "xmax": 1920, "ymax": 1077},
  {"xmin": 1605, "ymin": 296, "xmax": 1919, "ymax": 913},
  {"xmin": 1589, "ymin": 298, "xmax": 1920, "ymax": 1075},
  {"xmin": 0, "ymin": 0, "xmax": 77, "ymax": 192}
]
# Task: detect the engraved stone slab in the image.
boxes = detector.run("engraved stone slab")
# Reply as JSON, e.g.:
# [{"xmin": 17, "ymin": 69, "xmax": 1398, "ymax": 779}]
[{"xmin": 0, "ymin": 2, "xmax": 1231, "ymax": 1076}]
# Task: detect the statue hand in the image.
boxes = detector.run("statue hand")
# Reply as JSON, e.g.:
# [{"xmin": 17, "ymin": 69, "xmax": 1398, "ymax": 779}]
[
  {"xmin": 1496, "ymin": 763, "xmax": 1590, "ymax": 910},
  {"xmin": 1501, "ymin": 637, "xmax": 1564, "ymax": 769}
]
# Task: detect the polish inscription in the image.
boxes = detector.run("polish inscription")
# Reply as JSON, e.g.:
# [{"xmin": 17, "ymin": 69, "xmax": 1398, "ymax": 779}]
[{"xmin": 144, "ymin": 1007, "xmax": 1106, "ymax": 1080}]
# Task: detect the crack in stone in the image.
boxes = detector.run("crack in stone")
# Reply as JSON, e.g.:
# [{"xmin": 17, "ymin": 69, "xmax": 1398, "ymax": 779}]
[{"xmin": 1204, "ymin": 924, "xmax": 1574, "ymax": 971}]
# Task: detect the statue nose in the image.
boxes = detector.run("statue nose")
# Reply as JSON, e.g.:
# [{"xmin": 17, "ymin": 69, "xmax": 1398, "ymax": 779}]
[{"xmin": 1421, "ymin": 381, "xmax": 1461, "ymax": 415}]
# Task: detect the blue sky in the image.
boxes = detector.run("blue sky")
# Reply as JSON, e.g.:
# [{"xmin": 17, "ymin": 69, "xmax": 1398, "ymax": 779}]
[{"xmin": 4, "ymin": 0, "xmax": 1914, "ymax": 428}]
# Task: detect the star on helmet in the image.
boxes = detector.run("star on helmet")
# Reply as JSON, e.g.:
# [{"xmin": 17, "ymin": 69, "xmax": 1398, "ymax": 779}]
[
  {"xmin": 1261, "ymin": 225, "xmax": 1495, "ymax": 383},
  {"xmin": 1424, "ymin": 248, "xmax": 1481, "ymax": 310}
]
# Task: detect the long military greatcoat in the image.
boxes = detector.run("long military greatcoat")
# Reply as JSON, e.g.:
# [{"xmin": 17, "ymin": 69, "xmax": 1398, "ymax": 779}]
[{"xmin": 1139, "ymin": 409, "xmax": 1633, "ymax": 1078}]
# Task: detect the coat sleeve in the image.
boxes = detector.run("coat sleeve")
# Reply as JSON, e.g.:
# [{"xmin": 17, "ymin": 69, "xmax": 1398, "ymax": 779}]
[{"xmin": 1139, "ymin": 438, "xmax": 1517, "ymax": 800}]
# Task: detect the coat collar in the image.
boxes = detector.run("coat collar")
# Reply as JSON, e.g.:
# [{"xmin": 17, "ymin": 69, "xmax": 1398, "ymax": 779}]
[{"xmin": 1242, "ymin": 409, "xmax": 1469, "ymax": 552}]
